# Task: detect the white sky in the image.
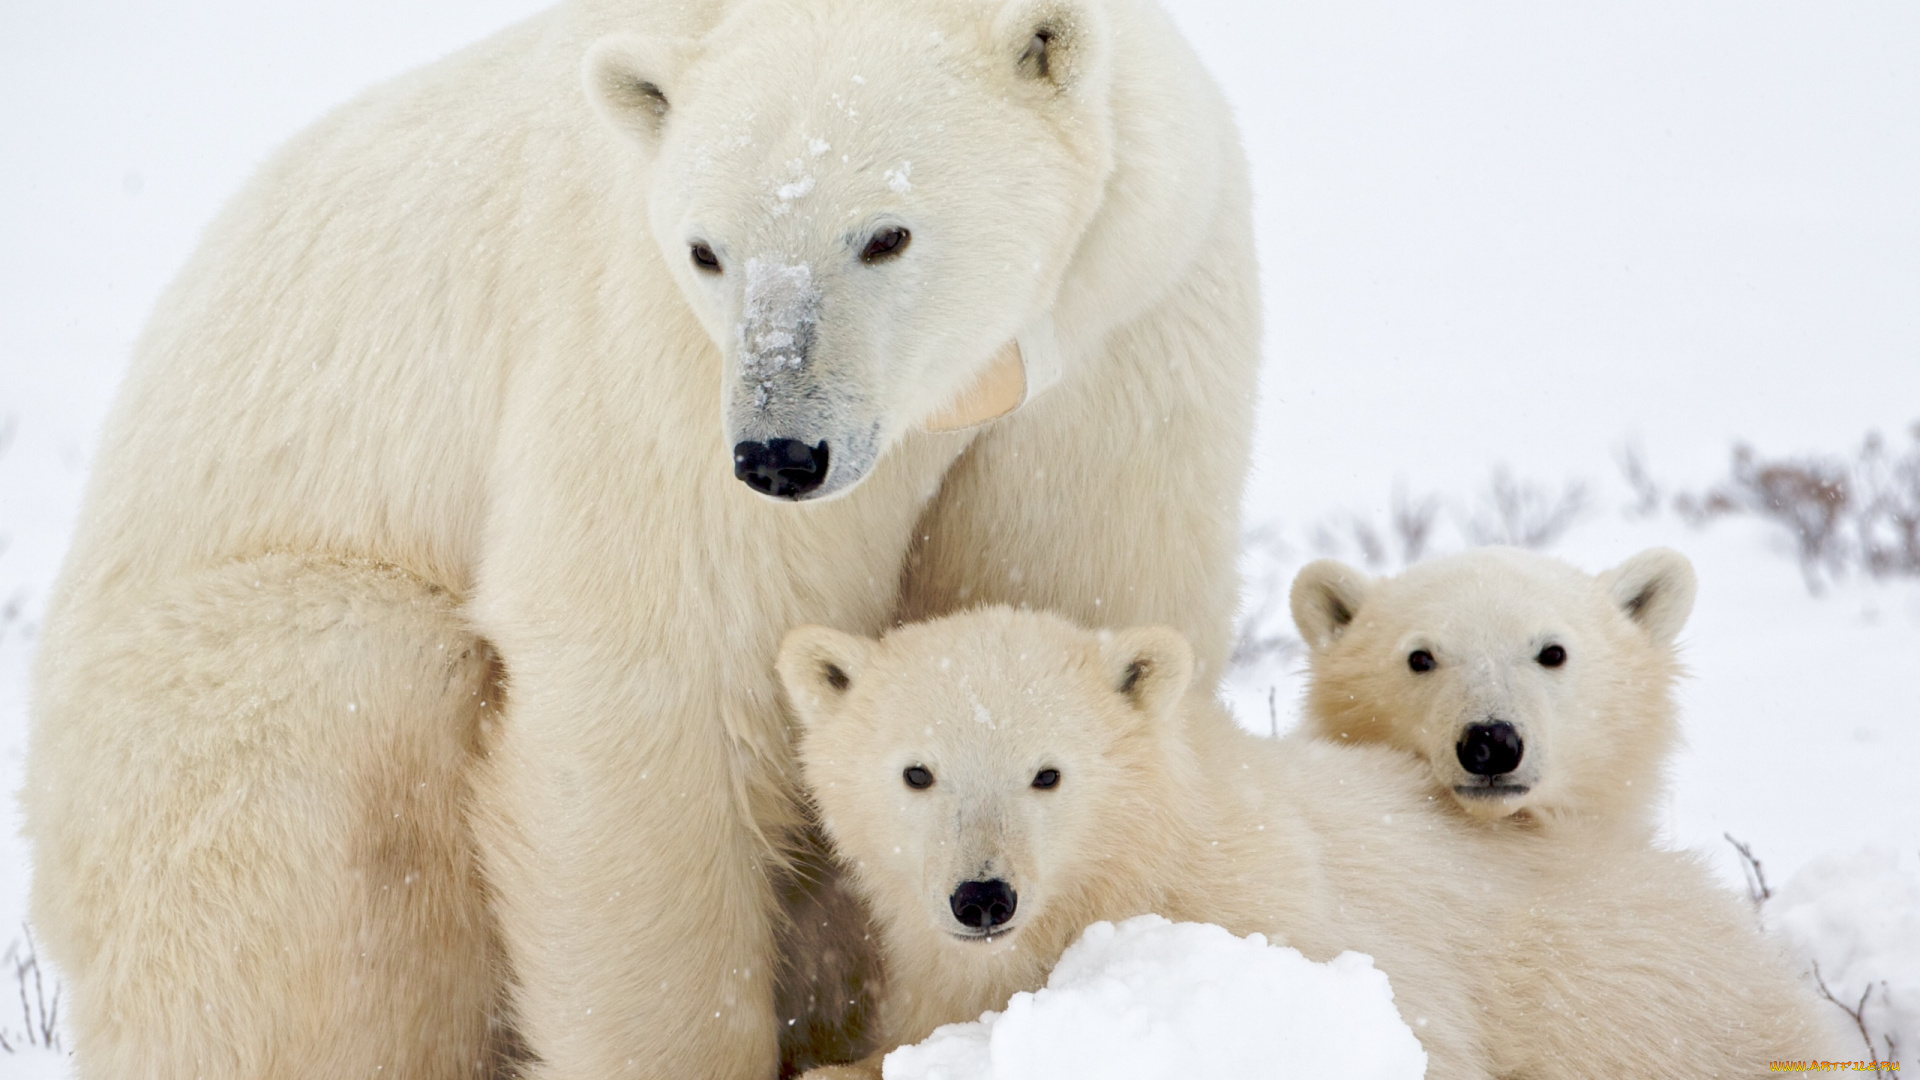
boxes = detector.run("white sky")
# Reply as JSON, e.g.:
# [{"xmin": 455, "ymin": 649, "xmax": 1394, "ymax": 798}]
[{"xmin": 5, "ymin": 1, "xmax": 1917, "ymax": 514}]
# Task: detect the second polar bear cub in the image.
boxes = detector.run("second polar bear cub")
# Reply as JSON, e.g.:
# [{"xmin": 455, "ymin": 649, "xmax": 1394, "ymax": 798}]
[
  {"xmin": 1291, "ymin": 546, "xmax": 1695, "ymax": 833},
  {"xmin": 777, "ymin": 607, "xmax": 1832, "ymax": 1078}
]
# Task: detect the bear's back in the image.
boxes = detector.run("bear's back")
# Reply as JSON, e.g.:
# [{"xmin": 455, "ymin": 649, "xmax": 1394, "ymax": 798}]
[{"xmin": 61, "ymin": 2, "xmax": 672, "ymax": 599}]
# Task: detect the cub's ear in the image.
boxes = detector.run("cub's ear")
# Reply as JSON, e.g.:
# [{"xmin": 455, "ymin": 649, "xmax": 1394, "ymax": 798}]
[
  {"xmin": 1601, "ymin": 547, "xmax": 1697, "ymax": 646},
  {"xmin": 583, "ymin": 33, "xmax": 696, "ymax": 147},
  {"xmin": 993, "ymin": 0, "xmax": 1110, "ymax": 99},
  {"xmin": 1099, "ymin": 625, "xmax": 1193, "ymax": 723},
  {"xmin": 776, "ymin": 626, "xmax": 874, "ymax": 727},
  {"xmin": 1290, "ymin": 560, "xmax": 1371, "ymax": 650}
]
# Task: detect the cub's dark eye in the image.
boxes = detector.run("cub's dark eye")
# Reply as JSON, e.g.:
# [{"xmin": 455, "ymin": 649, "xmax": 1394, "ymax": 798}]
[
  {"xmin": 903, "ymin": 765, "xmax": 934, "ymax": 790},
  {"xmin": 1408, "ymin": 650, "xmax": 1436, "ymax": 673},
  {"xmin": 690, "ymin": 242, "xmax": 721, "ymax": 273},
  {"xmin": 1032, "ymin": 768, "xmax": 1060, "ymax": 790},
  {"xmin": 860, "ymin": 227, "xmax": 910, "ymax": 263},
  {"xmin": 1537, "ymin": 644, "xmax": 1567, "ymax": 668}
]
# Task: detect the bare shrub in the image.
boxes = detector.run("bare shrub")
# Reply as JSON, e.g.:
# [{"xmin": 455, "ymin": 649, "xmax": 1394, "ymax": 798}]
[
  {"xmin": 1292, "ymin": 484, "xmax": 1447, "ymax": 572},
  {"xmin": 1676, "ymin": 424, "xmax": 1920, "ymax": 591},
  {"xmin": 0, "ymin": 928, "xmax": 61, "ymax": 1056},
  {"xmin": 1232, "ymin": 523, "xmax": 1304, "ymax": 674},
  {"xmin": 1230, "ymin": 621, "xmax": 1302, "ymax": 678},
  {"xmin": 1671, "ymin": 486, "xmax": 1742, "ymax": 525},
  {"xmin": 0, "ymin": 590, "xmax": 25, "ymax": 649},
  {"xmin": 1733, "ymin": 445, "xmax": 1850, "ymax": 587},
  {"xmin": 1310, "ymin": 517, "xmax": 1386, "ymax": 569},
  {"xmin": 1389, "ymin": 484, "xmax": 1440, "ymax": 564},
  {"xmin": 1854, "ymin": 425, "xmax": 1920, "ymax": 577},
  {"xmin": 1345, "ymin": 517, "xmax": 1387, "ymax": 569},
  {"xmin": 1460, "ymin": 468, "xmax": 1589, "ymax": 549},
  {"xmin": 1617, "ymin": 442, "xmax": 1663, "ymax": 519}
]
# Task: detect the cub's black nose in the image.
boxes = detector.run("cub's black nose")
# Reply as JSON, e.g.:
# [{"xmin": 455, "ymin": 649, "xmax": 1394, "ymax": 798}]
[
  {"xmin": 1457, "ymin": 721, "xmax": 1524, "ymax": 776},
  {"xmin": 733, "ymin": 439, "xmax": 830, "ymax": 499},
  {"xmin": 950, "ymin": 879, "xmax": 1017, "ymax": 930}
]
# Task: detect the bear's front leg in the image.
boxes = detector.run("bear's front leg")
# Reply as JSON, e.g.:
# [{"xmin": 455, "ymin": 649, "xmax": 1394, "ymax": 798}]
[
  {"xmin": 24, "ymin": 555, "xmax": 508, "ymax": 1080},
  {"xmin": 472, "ymin": 649, "xmax": 789, "ymax": 1080}
]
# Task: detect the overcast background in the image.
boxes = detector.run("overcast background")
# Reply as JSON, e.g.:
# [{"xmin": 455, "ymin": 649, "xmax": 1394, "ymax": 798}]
[{"xmin": 2, "ymin": 0, "xmax": 1917, "ymax": 1068}]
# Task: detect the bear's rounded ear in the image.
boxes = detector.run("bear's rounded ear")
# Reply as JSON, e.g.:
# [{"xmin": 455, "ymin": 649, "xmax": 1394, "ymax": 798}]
[
  {"xmin": 776, "ymin": 625, "xmax": 874, "ymax": 727},
  {"xmin": 1099, "ymin": 625, "xmax": 1193, "ymax": 723},
  {"xmin": 1290, "ymin": 560, "xmax": 1370, "ymax": 650},
  {"xmin": 1601, "ymin": 547, "xmax": 1696, "ymax": 646},
  {"xmin": 583, "ymin": 33, "xmax": 696, "ymax": 148},
  {"xmin": 993, "ymin": 0, "xmax": 1111, "ymax": 100}
]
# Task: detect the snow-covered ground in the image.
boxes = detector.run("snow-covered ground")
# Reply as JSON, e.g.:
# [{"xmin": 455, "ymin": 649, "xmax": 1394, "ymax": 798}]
[
  {"xmin": 2, "ymin": 0, "xmax": 1916, "ymax": 1072},
  {"xmin": 884, "ymin": 917, "xmax": 1428, "ymax": 1080}
]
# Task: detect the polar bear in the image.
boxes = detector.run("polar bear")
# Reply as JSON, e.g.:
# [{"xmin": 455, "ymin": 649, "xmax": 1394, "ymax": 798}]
[
  {"xmin": 778, "ymin": 608, "xmax": 1838, "ymax": 1078},
  {"xmin": 21, "ymin": 1, "xmax": 1259, "ymax": 1076},
  {"xmin": 1289, "ymin": 546, "xmax": 1695, "ymax": 833}
]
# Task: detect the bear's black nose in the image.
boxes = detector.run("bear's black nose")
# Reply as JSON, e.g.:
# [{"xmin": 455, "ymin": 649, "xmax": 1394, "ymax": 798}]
[
  {"xmin": 733, "ymin": 439, "xmax": 830, "ymax": 499},
  {"xmin": 950, "ymin": 879, "xmax": 1017, "ymax": 931},
  {"xmin": 1457, "ymin": 721, "xmax": 1524, "ymax": 776}
]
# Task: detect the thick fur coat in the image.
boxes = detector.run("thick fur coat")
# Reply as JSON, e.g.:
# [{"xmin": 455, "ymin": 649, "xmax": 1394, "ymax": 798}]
[
  {"xmin": 21, "ymin": 1, "xmax": 1259, "ymax": 1076},
  {"xmin": 781, "ymin": 608, "xmax": 1843, "ymax": 1078},
  {"xmin": 1292, "ymin": 546, "xmax": 1696, "ymax": 834}
]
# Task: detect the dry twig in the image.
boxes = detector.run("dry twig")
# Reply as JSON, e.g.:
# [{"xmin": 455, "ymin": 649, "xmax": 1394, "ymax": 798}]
[
  {"xmin": 0, "ymin": 928, "xmax": 61, "ymax": 1055},
  {"xmin": 1461, "ymin": 468, "xmax": 1589, "ymax": 549},
  {"xmin": 1811, "ymin": 962, "xmax": 1893, "ymax": 1079},
  {"xmin": 1723, "ymin": 833, "xmax": 1772, "ymax": 909},
  {"xmin": 1617, "ymin": 442, "xmax": 1663, "ymax": 519}
]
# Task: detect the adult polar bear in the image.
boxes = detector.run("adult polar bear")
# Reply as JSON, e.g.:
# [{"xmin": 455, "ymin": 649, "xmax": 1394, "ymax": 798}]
[{"xmin": 24, "ymin": 0, "xmax": 1257, "ymax": 1077}]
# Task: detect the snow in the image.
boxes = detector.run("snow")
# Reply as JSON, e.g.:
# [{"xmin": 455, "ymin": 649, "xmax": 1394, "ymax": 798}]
[
  {"xmin": 881, "ymin": 916, "xmax": 1426, "ymax": 1080},
  {"xmin": 1768, "ymin": 850, "xmax": 1920, "ymax": 1069},
  {"xmin": 740, "ymin": 258, "xmax": 819, "ymax": 404},
  {"xmin": 2, "ymin": 0, "xmax": 1917, "ymax": 1072},
  {"xmin": 777, "ymin": 160, "xmax": 817, "ymax": 203}
]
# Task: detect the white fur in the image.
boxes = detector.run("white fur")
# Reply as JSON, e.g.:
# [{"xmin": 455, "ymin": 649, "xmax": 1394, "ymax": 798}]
[
  {"xmin": 21, "ymin": 0, "xmax": 1259, "ymax": 1076},
  {"xmin": 1291, "ymin": 546, "xmax": 1696, "ymax": 833},
  {"xmin": 781, "ymin": 608, "xmax": 1842, "ymax": 1078}
]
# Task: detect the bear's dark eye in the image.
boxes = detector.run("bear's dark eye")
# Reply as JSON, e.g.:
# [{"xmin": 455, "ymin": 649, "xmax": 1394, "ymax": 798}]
[
  {"xmin": 1408, "ymin": 650, "xmax": 1435, "ymax": 673},
  {"xmin": 903, "ymin": 765, "xmax": 934, "ymax": 790},
  {"xmin": 1032, "ymin": 768, "xmax": 1060, "ymax": 790},
  {"xmin": 690, "ymin": 242, "xmax": 721, "ymax": 273},
  {"xmin": 1537, "ymin": 644, "xmax": 1567, "ymax": 668},
  {"xmin": 861, "ymin": 227, "xmax": 910, "ymax": 263}
]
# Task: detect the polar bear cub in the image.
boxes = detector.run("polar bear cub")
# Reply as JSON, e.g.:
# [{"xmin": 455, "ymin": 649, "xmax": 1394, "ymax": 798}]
[
  {"xmin": 777, "ymin": 607, "xmax": 1834, "ymax": 1078},
  {"xmin": 1290, "ymin": 546, "xmax": 1695, "ymax": 833}
]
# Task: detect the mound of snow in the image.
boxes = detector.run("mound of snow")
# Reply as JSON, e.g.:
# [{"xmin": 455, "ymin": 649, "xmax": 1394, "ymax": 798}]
[
  {"xmin": 882, "ymin": 915, "xmax": 1427, "ymax": 1080},
  {"xmin": 1767, "ymin": 848, "xmax": 1920, "ymax": 1068}
]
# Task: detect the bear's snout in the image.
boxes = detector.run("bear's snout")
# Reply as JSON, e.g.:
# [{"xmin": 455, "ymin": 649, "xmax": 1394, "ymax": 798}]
[
  {"xmin": 949, "ymin": 879, "xmax": 1017, "ymax": 932},
  {"xmin": 1456, "ymin": 721, "xmax": 1524, "ymax": 777},
  {"xmin": 733, "ymin": 438, "xmax": 829, "ymax": 499}
]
